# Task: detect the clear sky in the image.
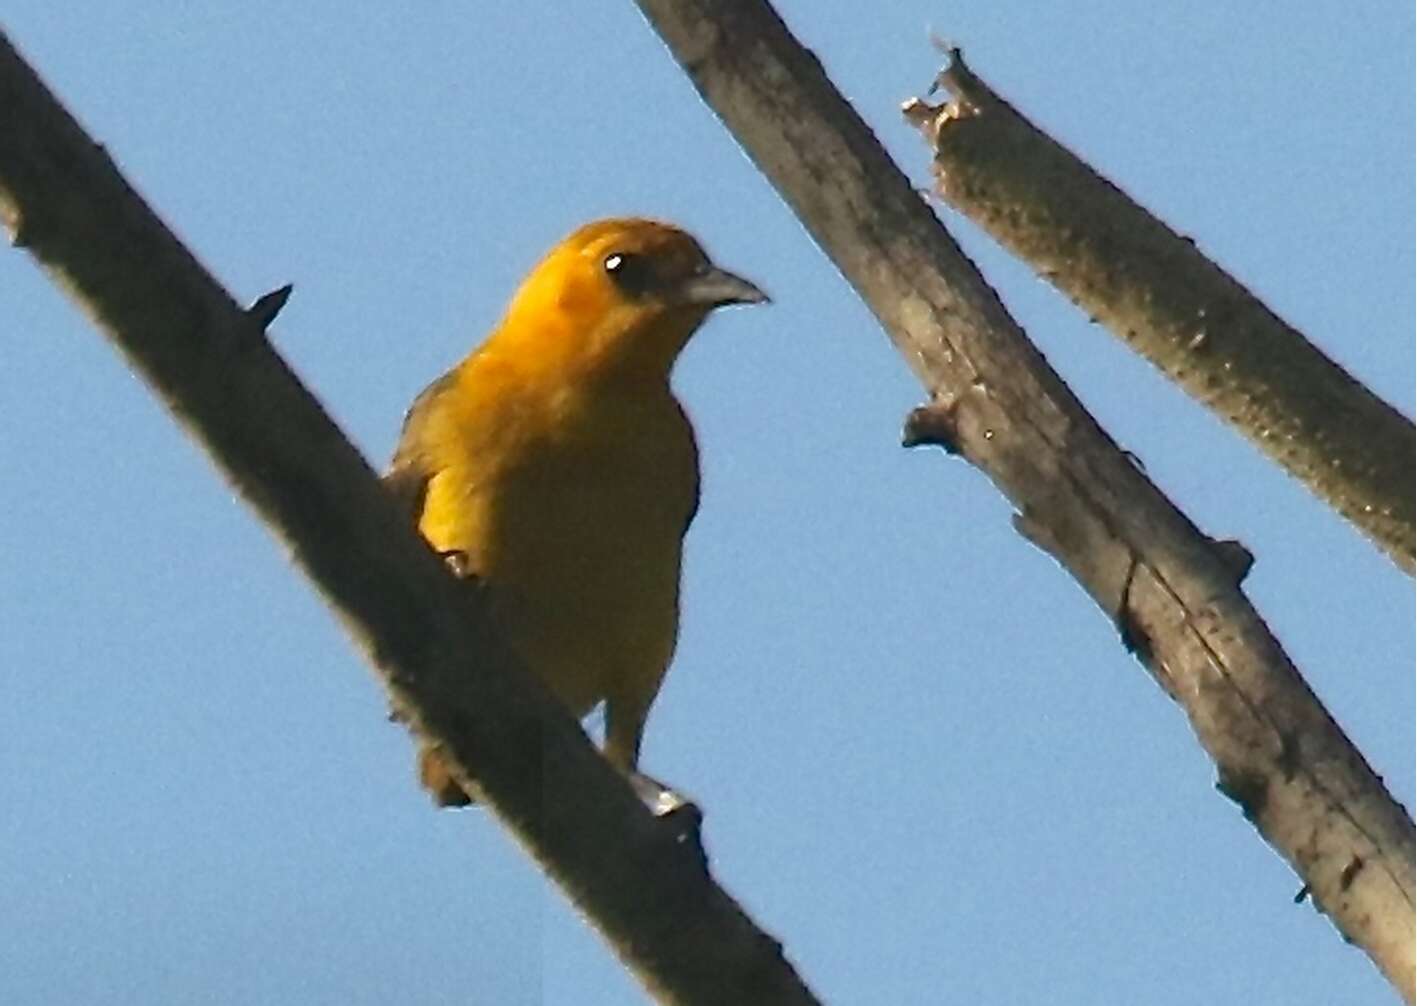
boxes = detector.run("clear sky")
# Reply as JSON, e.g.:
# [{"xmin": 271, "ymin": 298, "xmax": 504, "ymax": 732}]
[{"xmin": 1, "ymin": 4, "xmax": 1412, "ymax": 1004}]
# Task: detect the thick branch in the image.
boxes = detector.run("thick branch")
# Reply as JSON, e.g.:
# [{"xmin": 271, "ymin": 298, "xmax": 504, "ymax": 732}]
[
  {"xmin": 911, "ymin": 52, "xmax": 1414, "ymax": 574},
  {"xmin": 0, "ymin": 31, "xmax": 820, "ymax": 1006},
  {"xmin": 632, "ymin": 2, "xmax": 1415, "ymax": 999}
]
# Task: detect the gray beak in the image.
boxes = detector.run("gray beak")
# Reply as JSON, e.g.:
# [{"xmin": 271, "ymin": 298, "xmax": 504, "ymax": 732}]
[{"xmin": 677, "ymin": 264, "xmax": 770, "ymax": 308}]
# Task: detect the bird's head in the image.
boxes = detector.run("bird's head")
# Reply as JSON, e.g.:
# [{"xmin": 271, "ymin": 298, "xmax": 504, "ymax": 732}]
[{"xmin": 494, "ymin": 218, "xmax": 768, "ymax": 382}]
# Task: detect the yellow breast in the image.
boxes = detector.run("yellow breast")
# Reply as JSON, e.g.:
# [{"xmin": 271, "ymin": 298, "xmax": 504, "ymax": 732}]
[{"xmin": 416, "ymin": 359, "xmax": 699, "ymax": 717}]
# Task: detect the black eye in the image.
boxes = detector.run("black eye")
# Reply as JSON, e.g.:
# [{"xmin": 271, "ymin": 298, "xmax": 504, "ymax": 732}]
[{"xmin": 602, "ymin": 251, "xmax": 658, "ymax": 297}]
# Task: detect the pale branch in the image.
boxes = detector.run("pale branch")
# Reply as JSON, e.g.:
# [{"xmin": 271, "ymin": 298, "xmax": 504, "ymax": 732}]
[
  {"xmin": 0, "ymin": 31, "xmax": 820, "ymax": 1006},
  {"xmin": 907, "ymin": 51, "xmax": 1414, "ymax": 574},
  {"xmin": 632, "ymin": 1, "xmax": 1415, "ymax": 999}
]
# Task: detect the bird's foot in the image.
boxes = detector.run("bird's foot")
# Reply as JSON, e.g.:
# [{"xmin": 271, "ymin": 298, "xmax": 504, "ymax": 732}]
[
  {"xmin": 628, "ymin": 771, "xmax": 706, "ymax": 870},
  {"xmin": 628, "ymin": 769, "xmax": 692, "ymax": 818},
  {"xmin": 437, "ymin": 548, "xmax": 478, "ymax": 581}
]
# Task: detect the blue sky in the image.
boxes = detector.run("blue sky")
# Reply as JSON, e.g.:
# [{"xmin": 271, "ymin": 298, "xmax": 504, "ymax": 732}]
[{"xmin": 1, "ymin": 4, "xmax": 1411, "ymax": 1004}]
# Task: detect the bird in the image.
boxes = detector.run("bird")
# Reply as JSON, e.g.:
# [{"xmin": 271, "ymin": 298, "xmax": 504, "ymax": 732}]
[{"xmin": 384, "ymin": 218, "xmax": 767, "ymax": 806}]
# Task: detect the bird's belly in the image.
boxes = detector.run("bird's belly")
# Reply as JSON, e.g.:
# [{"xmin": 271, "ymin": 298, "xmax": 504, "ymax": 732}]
[{"xmin": 422, "ymin": 451, "xmax": 689, "ymax": 717}]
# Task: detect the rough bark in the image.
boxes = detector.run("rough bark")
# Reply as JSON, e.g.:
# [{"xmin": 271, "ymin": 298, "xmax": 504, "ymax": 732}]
[
  {"xmin": 0, "ymin": 30, "xmax": 820, "ymax": 1006},
  {"xmin": 632, "ymin": 2, "xmax": 1415, "ymax": 999},
  {"xmin": 911, "ymin": 51, "xmax": 1414, "ymax": 574}
]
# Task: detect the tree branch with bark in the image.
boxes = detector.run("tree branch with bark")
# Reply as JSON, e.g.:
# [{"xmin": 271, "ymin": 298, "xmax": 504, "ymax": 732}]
[
  {"xmin": 908, "ymin": 51, "xmax": 1415, "ymax": 574},
  {"xmin": 631, "ymin": 1, "xmax": 1414, "ymax": 999},
  {"xmin": 0, "ymin": 29, "xmax": 820, "ymax": 1006}
]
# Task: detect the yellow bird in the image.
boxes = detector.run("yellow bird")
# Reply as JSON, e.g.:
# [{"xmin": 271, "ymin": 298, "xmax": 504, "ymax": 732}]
[{"xmin": 385, "ymin": 218, "xmax": 767, "ymax": 805}]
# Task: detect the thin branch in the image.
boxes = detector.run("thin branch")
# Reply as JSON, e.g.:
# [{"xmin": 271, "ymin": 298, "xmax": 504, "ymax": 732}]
[
  {"xmin": 0, "ymin": 31, "xmax": 820, "ymax": 1006},
  {"xmin": 632, "ymin": 2, "xmax": 1415, "ymax": 999},
  {"xmin": 246, "ymin": 283, "xmax": 293, "ymax": 329},
  {"xmin": 912, "ymin": 51, "xmax": 1414, "ymax": 574}
]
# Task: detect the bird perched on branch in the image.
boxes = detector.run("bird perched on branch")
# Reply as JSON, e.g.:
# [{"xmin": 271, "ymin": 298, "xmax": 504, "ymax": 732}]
[{"xmin": 385, "ymin": 218, "xmax": 767, "ymax": 806}]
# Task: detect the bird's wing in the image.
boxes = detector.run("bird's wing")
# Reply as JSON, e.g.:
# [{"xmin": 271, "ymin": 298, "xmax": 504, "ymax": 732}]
[
  {"xmin": 383, "ymin": 371, "xmax": 458, "ymax": 528},
  {"xmin": 675, "ymin": 397, "xmax": 702, "ymax": 538},
  {"xmin": 683, "ymin": 474, "xmax": 700, "ymax": 538}
]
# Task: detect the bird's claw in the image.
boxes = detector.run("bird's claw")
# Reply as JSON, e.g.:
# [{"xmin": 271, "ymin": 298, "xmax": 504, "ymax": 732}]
[
  {"xmin": 628, "ymin": 769, "xmax": 691, "ymax": 818},
  {"xmin": 437, "ymin": 548, "xmax": 478, "ymax": 580}
]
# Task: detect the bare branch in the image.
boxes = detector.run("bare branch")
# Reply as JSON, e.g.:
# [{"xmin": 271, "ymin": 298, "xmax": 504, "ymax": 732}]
[
  {"xmin": 632, "ymin": 1, "xmax": 1415, "ymax": 998},
  {"xmin": 246, "ymin": 283, "xmax": 293, "ymax": 329},
  {"xmin": 0, "ymin": 30, "xmax": 820, "ymax": 1006},
  {"xmin": 908, "ymin": 50, "xmax": 1414, "ymax": 574}
]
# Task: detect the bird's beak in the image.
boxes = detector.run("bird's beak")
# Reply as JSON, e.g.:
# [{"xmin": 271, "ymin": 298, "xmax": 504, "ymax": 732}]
[{"xmin": 677, "ymin": 264, "xmax": 770, "ymax": 308}]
